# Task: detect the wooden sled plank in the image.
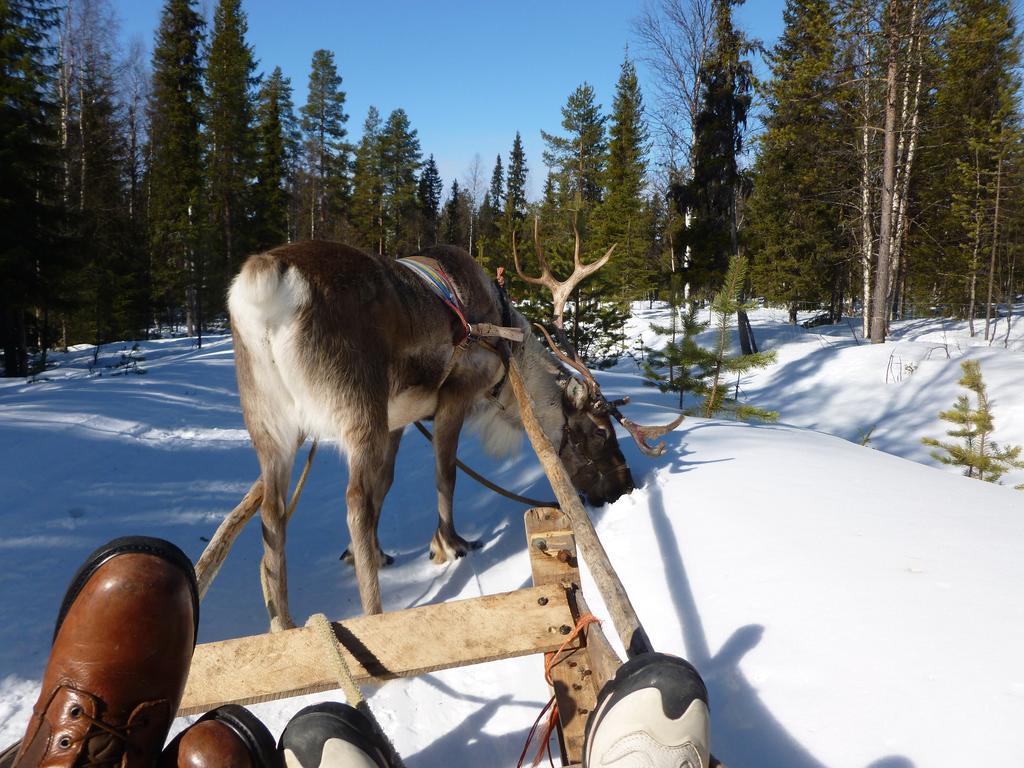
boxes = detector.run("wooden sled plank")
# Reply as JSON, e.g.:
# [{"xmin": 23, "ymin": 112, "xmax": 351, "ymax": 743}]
[
  {"xmin": 179, "ymin": 583, "xmax": 578, "ymax": 716},
  {"xmin": 525, "ymin": 508, "xmax": 601, "ymax": 765}
]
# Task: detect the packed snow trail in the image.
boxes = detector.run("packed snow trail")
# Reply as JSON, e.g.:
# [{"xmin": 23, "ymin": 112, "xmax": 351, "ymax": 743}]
[{"xmin": 1, "ymin": 312, "xmax": 1023, "ymax": 766}]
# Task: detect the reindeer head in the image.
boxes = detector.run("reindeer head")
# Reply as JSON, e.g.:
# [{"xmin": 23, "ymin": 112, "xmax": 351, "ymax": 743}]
[{"xmin": 513, "ymin": 218, "xmax": 684, "ymax": 506}]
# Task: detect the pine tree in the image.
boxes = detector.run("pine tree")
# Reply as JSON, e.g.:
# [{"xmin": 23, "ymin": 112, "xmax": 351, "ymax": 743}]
[
  {"xmin": 542, "ymin": 83, "xmax": 608, "ymax": 208},
  {"xmin": 703, "ymin": 254, "xmax": 777, "ymax": 420},
  {"xmin": 1, "ymin": 0, "xmax": 62, "ymax": 375},
  {"xmin": 747, "ymin": 0, "xmax": 844, "ymax": 324},
  {"xmin": 205, "ymin": 0, "xmax": 257, "ymax": 306},
  {"xmin": 253, "ymin": 66, "xmax": 299, "ymax": 250},
  {"xmin": 643, "ymin": 293, "xmax": 716, "ymax": 410},
  {"xmin": 349, "ymin": 106, "xmax": 384, "ymax": 253},
  {"xmin": 671, "ymin": 0, "xmax": 753, "ymax": 294},
  {"xmin": 595, "ymin": 56, "xmax": 652, "ymax": 300},
  {"xmin": 922, "ymin": 359, "xmax": 1024, "ymax": 487},
  {"xmin": 378, "ymin": 108, "xmax": 422, "ymax": 256},
  {"xmin": 300, "ymin": 48, "xmax": 348, "ymax": 240},
  {"xmin": 148, "ymin": 0, "xmax": 206, "ymax": 336},
  {"xmin": 416, "ymin": 154, "xmax": 442, "ymax": 247}
]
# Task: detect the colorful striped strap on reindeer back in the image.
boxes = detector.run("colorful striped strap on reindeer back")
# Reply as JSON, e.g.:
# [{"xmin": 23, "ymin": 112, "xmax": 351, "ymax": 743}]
[{"xmin": 396, "ymin": 256, "xmax": 472, "ymax": 344}]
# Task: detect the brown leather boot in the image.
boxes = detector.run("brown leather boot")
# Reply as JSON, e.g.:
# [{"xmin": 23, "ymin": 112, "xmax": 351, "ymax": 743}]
[
  {"xmin": 159, "ymin": 705, "xmax": 280, "ymax": 768},
  {"xmin": 11, "ymin": 536, "xmax": 199, "ymax": 767}
]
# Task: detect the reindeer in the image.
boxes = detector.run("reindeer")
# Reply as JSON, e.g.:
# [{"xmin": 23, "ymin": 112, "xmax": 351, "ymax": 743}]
[{"xmin": 228, "ymin": 230, "xmax": 680, "ymax": 630}]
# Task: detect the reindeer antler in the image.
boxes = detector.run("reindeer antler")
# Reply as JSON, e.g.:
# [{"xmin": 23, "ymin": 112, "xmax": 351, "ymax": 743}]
[
  {"xmin": 609, "ymin": 405, "xmax": 685, "ymax": 458},
  {"xmin": 512, "ymin": 215, "xmax": 615, "ymax": 344},
  {"xmin": 522, "ymin": 215, "xmax": 683, "ymax": 457},
  {"xmin": 534, "ymin": 323, "xmax": 684, "ymax": 456},
  {"xmin": 533, "ymin": 323, "xmax": 600, "ymax": 396}
]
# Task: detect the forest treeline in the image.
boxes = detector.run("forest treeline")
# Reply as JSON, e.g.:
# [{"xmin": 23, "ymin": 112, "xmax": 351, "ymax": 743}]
[{"xmin": 2, "ymin": 0, "xmax": 1022, "ymax": 376}]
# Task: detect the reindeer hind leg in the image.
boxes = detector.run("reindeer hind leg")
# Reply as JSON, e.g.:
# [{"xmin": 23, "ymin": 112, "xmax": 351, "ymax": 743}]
[{"xmin": 253, "ymin": 433, "xmax": 299, "ymax": 632}]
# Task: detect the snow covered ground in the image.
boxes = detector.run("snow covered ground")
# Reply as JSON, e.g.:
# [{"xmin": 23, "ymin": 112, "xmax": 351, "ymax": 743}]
[{"xmin": 1, "ymin": 308, "xmax": 1022, "ymax": 767}]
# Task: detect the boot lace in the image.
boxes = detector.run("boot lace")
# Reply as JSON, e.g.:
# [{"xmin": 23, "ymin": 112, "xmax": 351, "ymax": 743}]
[{"xmin": 66, "ymin": 707, "xmax": 150, "ymax": 767}]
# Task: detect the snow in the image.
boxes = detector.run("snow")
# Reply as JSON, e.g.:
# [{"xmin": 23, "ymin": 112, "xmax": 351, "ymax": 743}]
[{"xmin": 1, "ymin": 309, "xmax": 1023, "ymax": 767}]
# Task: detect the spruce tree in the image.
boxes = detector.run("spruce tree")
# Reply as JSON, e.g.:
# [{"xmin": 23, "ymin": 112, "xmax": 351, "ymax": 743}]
[
  {"xmin": 476, "ymin": 154, "xmax": 505, "ymax": 269},
  {"xmin": 253, "ymin": 66, "xmax": 299, "ymax": 250},
  {"xmin": 205, "ymin": 0, "xmax": 257, "ymax": 305},
  {"xmin": 488, "ymin": 154, "xmax": 504, "ymax": 211},
  {"xmin": 349, "ymin": 106, "xmax": 384, "ymax": 253},
  {"xmin": 65, "ymin": 0, "xmax": 140, "ymax": 344},
  {"xmin": 918, "ymin": 0, "xmax": 1021, "ymax": 329},
  {"xmin": 595, "ymin": 56, "xmax": 652, "ymax": 300},
  {"xmin": 922, "ymin": 359, "xmax": 1024, "ymax": 487},
  {"xmin": 671, "ymin": 0, "xmax": 753, "ymax": 294},
  {"xmin": 300, "ymin": 48, "xmax": 348, "ymax": 240},
  {"xmin": 443, "ymin": 179, "xmax": 463, "ymax": 246},
  {"xmin": 0, "ymin": 0, "xmax": 62, "ymax": 375},
  {"xmin": 417, "ymin": 154, "xmax": 442, "ymax": 246},
  {"xmin": 503, "ymin": 131, "xmax": 529, "ymax": 238},
  {"xmin": 747, "ymin": 0, "xmax": 844, "ymax": 324},
  {"xmin": 378, "ymin": 108, "xmax": 421, "ymax": 256},
  {"xmin": 148, "ymin": 0, "xmax": 206, "ymax": 336}
]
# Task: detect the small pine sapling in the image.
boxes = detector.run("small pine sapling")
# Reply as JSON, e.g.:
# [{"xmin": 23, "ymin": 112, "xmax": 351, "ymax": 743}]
[
  {"xmin": 704, "ymin": 255, "xmax": 778, "ymax": 421},
  {"xmin": 643, "ymin": 301, "xmax": 715, "ymax": 410},
  {"xmin": 922, "ymin": 360, "xmax": 1024, "ymax": 488},
  {"xmin": 644, "ymin": 258, "xmax": 777, "ymax": 421}
]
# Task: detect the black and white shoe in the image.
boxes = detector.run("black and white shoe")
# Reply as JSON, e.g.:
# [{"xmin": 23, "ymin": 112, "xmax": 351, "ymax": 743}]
[
  {"xmin": 583, "ymin": 653, "xmax": 710, "ymax": 768},
  {"xmin": 278, "ymin": 702, "xmax": 391, "ymax": 768}
]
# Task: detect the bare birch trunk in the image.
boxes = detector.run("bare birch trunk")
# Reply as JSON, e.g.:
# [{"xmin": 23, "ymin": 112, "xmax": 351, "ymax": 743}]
[
  {"xmin": 888, "ymin": 2, "xmax": 923, "ymax": 320},
  {"xmin": 870, "ymin": 3, "xmax": 901, "ymax": 344},
  {"xmin": 860, "ymin": 30, "xmax": 873, "ymax": 338}
]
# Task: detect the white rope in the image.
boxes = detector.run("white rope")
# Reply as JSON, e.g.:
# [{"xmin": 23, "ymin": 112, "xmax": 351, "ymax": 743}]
[{"xmin": 306, "ymin": 613, "xmax": 407, "ymax": 768}]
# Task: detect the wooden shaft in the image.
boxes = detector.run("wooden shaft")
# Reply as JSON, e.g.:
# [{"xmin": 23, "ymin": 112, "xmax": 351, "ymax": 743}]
[
  {"xmin": 508, "ymin": 357, "xmax": 652, "ymax": 657},
  {"xmin": 195, "ymin": 479, "xmax": 263, "ymax": 600},
  {"xmin": 195, "ymin": 440, "xmax": 319, "ymax": 599}
]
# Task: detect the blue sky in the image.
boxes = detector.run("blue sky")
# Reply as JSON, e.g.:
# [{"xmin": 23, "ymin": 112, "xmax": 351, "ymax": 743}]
[{"xmin": 113, "ymin": 0, "xmax": 787, "ymax": 198}]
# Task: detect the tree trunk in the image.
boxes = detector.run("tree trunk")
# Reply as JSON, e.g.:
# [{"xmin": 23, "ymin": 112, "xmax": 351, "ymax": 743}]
[
  {"xmin": 2, "ymin": 308, "xmax": 28, "ymax": 377},
  {"xmin": 968, "ymin": 149, "xmax": 982, "ymax": 336},
  {"xmin": 888, "ymin": 4, "xmax": 923, "ymax": 321},
  {"xmin": 1005, "ymin": 241, "xmax": 1015, "ymax": 349},
  {"xmin": 859, "ymin": 14, "xmax": 874, "ymax": 338},
  {"xmin": 984, "ymin": 152, "xmax": 1003, "ymax": 341},
  {"xmin": 870, "ymin": 3, "xmax": 901, "ymax": 344}
]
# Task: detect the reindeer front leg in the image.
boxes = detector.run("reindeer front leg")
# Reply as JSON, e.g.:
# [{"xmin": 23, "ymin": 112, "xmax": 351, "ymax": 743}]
[{"xmin": 429, "ymin": 395, "xmax": 480, "ymax": 563}]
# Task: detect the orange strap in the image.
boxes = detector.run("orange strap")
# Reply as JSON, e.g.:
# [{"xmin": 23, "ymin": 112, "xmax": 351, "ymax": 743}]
[{"xmin": 517, "ymin": 613, "xmax": 602, "ymax": 768}]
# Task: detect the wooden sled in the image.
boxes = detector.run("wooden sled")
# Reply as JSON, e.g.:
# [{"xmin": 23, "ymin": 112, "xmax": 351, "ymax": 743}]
[
  {"xmin": 186, "ymin": 358, "xmax": 722, "ymax": 766},
  {"xmin": 182, "ymin": 507, "xmax": 618, "ymax": 766}
]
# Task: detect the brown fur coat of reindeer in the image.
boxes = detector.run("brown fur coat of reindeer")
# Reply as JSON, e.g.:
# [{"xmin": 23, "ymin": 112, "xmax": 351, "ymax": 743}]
[{"xmin": 229, "ymin": 239, "xmax": 677, "ymax": 630}]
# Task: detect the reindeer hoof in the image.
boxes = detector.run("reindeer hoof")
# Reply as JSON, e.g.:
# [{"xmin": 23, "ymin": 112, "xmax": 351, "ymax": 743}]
[
  {"xmin": 340, "ymin": 547, "xmax": 394, "ymax": 568},
  {"xmin": 429, "ymin": 533, "xmax": 482, "ymax": 564}
]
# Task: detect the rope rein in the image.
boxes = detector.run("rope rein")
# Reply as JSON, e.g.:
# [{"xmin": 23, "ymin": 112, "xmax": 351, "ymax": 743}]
[
  {"xmin": 307, "ymin": 613, "xmax": 408, "ymax": 768},
  {"xmin": 412, "ymin": 421, "xmax": 558, "ymax": 508}
]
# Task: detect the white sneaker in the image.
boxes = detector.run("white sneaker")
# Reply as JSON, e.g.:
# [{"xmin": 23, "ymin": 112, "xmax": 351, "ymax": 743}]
[{"xmin": 583, "ymin": 653, "xmax": 710, "ymax": 768}]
